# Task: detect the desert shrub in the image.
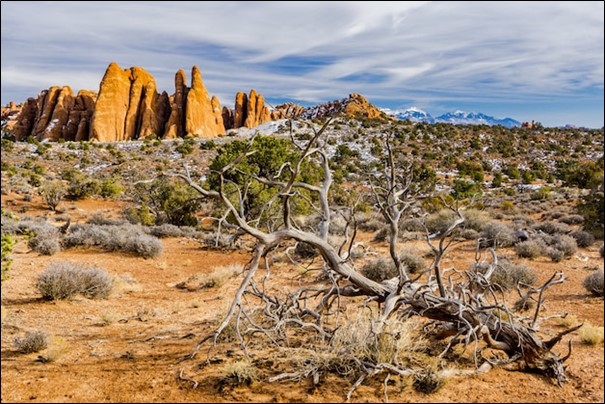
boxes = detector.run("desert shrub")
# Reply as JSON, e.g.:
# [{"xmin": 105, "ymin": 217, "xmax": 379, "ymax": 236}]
[
  {"xmin": 36, "ymin": 261, "xmax": 113, "ymax": 300},
  {"xmin": 546, "ymin": 248, "xmax": 565, "ymax": 263},
  {"xmin": 329, "ymin": 314, "xmax": 426, "ymax": 368},
  {"xmin": 28, "ymin": 236, "xmax": 61, "ymax": 256},
  {"xmin": 400, "ymin": 217, "xmax": 424, "ymax": 232},
  {"xmin": 571, "ymin": 231, "xmax": 595, "ymax": 248},
  {"xmin": 399, "ymin": 248, "xmax": 428, "ymax": 274},
  {"xmin": 514, "ymin": 240, "xmax": 543, "ymax": 259},
  {"xmin": 583, "ymin": 270, "xmax": 604, "ymax": 297},
  {"xmin": 356, "ymin": 212, "xmax": 386, "ymax": 231},
  {"xmin": 13, "ymin": 330, "xmax": 49, "ymax": 353},
  {"xmin": 63, "ymin": 224, "xmax": 162, "ymax": 258},
  {"xmin": 459, "ymin": 228, "xmax": 480, "ymax": 240},
  {"xmin": 87, "ymin": 212, "xmax": 125, "ymax": 226},
  {"xmin": 558, "ymin": 214, "xmax": 584, "ymax": 225},
  {"xmin": 576, "ymin": 188, "xmax": 604, "ymax": 239},
  {"xmin": 372, "ymin": 226, "xmax": 390, "ymax": 242},
  {"xmin": 1, "ymin": 233, "xmax": 15, "ymax": 282},
  {"xmin": 479, "ymin": 221, "xmax": 514, "ymax": 248},
  {"xmin": 462, "ymin": 208, "xmax": 491, "ymax": 231},
  {"xmin": 361, "ymin": 258, "xmax": 397, "ymax": 282},
  {"xmin": 149, "ymin": 224, "xmax": 183, "ymax": 238},
  {"xmin": 40, "ymin": 180, "xmax": 67, "ymax": 211},
  {"xmin": 123, "ymin": 204, "xmax": 156, "ymax": 226},
  {"xmin": 578, "ymin": 323, "xmax": 604, "ymax": 345},
  {"xmin": 533, "ymin": 220, "xmax": 571, "ymax": 235},
  {"xmin": 99, "ymin": 177, "xmax": 124, "ymax": 199},
  {"xmin": 202, "ymin": 231, "xmax": 236, "ymax": 250},
  {"xmin": 425, "ymin": 209, "xmax": 457, "ymax": 235},
  {"xmin": 550, "ymin": 234, "xmax": 578, "ymax": 258},
  {"xmin": 451, "ymin": 178, "xmax": 482, "ymax": 199},
  {"xmin": 132, "ymin": 177, "xmax": 202, "ymax": 226},
  {"xmin": 66, "ymin": 172, "xmax": 101, "ymax": 200},
  {"xmin": 474, "ymin": 258, "xmax": 535, "ymax": 290}
]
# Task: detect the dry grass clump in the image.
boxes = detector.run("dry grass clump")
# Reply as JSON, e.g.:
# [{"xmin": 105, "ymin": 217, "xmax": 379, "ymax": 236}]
[
  {"xmin": 13, "ymin": 330, "xmax": 49, "ymax": 353},
  {"xmin": 36, "ymin": 261, "xmax": 113, "ymax": 300},
  {"xmin": 220, "ymin": 360, "xmax": 259, "ymax": 388},
  {"xmin": 176, "ymin": 264, "xmax": 242, "ymax": 291},
  {"xmin": 578, "ymin": 323, "xmax": 604, "ymax": 345}
]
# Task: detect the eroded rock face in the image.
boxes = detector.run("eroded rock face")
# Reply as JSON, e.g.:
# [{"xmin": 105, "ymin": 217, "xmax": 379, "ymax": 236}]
[
  {"xmin": 12, "ymin": 98, "xmax": 38, "ymax": 141},
  {"xmin": 271, "ymin": 102, "xmax": 305, "ymax": 120},
  {"xmin": 343, "ymin": 93, "xmax": 384, "ymax": 120},
  {"xmin": 90, "ymin": 62, "xmax": 132, "ymax": 142},
  {"xmin": 227, "ymin": 89, "xmax": 271, "ymax": 129},
  {"xmin": 41, "ymin": 86, "xmax": 75, "ymax": 142},
  {"xmin": 163, "ymin": 69, "xmax": 187, "ymax": 139},
  {"xmin": 185, "ymin": 66, "xmax": 225, "ymax": 138},
  {"xmin": 10, "ymin": 62, "xmax": 351, "ymax": 142}
]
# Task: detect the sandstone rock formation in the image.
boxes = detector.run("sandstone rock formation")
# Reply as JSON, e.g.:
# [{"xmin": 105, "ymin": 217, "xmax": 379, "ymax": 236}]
[
  {"xmin": 302, "ymin": 93, "xmax": 387, "ymax": 121},
  {"xmin": 91, "ymin": 63, "xmax": 165, "ymax": 142},
  {"xmin": 163, "ymin": 69, "xmax": 188, "ymax": 139},
  {"xmin": 7, "ymin": 62, "xmax": 387, "ymax": 142},
  {"xmin": 226, "ymin": 89, "xmax": 271, "ymax": 130},
  {"xmin": 185, "ymin": 66, "xmax": 225, "ymax": 138},
  {"xmin": 64, "ymin": 90, "xmax": 97, "ymax": 141},
  {"xmin": 270, "ymin": 102, "xmax": 305, "ymax": 120},
  {"xmin": 343, "ymin": 93, "xmax": 385, "ymax": 120}
]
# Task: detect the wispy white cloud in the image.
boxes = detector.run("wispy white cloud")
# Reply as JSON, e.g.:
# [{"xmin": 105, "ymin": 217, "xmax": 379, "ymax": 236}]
[{"xmin": 1, "ymin": 1, "xmax": 603, "ymax": 127}]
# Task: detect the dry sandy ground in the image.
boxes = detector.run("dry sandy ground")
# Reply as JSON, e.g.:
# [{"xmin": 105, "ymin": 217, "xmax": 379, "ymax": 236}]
[{"xmin": 1, "ymin": 194, "xmax": 603, "ymax": 403}]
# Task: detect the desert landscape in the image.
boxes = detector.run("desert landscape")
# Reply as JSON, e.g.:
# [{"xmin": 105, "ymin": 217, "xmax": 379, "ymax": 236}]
[
  {"xmin": 1, "ymin": 114, "xmax": 603, "ymax": 402},
  {"xmin": 1, "ymin": 3, "xmax": 603, "ymax": 403}
]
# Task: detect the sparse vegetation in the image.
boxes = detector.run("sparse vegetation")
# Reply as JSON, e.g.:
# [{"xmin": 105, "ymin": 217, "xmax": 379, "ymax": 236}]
[
  {"xmin": 578, "ymin": 323, "xmax": 604, "ymax": 345},
  {"xmin": 583, "ymin": 270, "xmax": 604, "ymax": 297},
  {"xmin": 36, "ymin": 261, "xmax": 113, "ymax": 300},
  {"xmin": 13, "ymin": 330, "xmax": 49, "ymax": 353}
]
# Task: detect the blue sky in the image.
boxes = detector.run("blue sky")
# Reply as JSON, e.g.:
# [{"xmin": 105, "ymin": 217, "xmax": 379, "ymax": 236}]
[{"xmin": 1, "ymin": 1, "xmax": 603, "ymax": 128}]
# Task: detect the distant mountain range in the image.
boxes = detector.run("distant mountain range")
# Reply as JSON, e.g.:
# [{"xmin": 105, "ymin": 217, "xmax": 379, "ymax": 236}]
[{"xmin": 381, "ymin": 107, "xmax": 521, "ymax": 128}]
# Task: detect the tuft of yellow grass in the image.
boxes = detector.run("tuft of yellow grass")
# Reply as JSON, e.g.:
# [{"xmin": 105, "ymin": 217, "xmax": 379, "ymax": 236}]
[{"xmin": 578, "ymin": 323, "xmax": 604, "ymax": 345}]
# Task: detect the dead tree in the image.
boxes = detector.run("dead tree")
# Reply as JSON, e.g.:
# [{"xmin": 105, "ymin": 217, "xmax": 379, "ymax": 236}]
[{"xmin": 179, "ymin": 119, "xmax": 578, "ymax": 389}]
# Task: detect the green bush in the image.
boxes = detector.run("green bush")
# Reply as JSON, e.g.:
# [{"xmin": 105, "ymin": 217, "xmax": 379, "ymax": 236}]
[
  {"xmin": 133, "ymin": 177, "xmax": 201, "ymax": 226},
  {"xmin": 41, "ymin": 180, "xmax": 67, "ymax": 211}
]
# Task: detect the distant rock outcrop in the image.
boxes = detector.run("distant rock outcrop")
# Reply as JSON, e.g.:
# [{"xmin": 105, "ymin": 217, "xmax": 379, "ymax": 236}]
[
  {"xmin": 225, "ymin": 89, "xmax": 271, "ymax": 130},
  {"xmin": 6, "ymin": 62, "xmax": 389, "ymax": 142},
  {"xmin": 302, "ymin": 93, "xmax": 387, "ymax": 121},
  {"xmin": 270, "ymin": 103, "xmax": 305, "ymax": 120}
]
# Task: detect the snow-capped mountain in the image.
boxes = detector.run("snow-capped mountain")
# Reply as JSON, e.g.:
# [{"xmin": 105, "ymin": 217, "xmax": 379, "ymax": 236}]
[
  {"xmin": 382, "ymin": 107, "xmax": 520, "ymax": 128},
  {"xmin": 435, "ymin": 111, "xmax": 520, "ymax": 128},
  {"xmin": 380, "ymin": 107, "xmax": 435, "ymax": 123}
]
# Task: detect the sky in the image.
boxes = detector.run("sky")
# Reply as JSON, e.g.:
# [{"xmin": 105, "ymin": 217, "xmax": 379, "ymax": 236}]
[{"xmin": 1, "ymin": 1, "xmax": 603, "ymax": 128}]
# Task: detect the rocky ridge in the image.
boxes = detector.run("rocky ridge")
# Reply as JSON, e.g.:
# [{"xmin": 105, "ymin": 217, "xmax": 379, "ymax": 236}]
[{"xmin": 3, "ymin": 64, "xmax": 387, "ymax": 142}]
